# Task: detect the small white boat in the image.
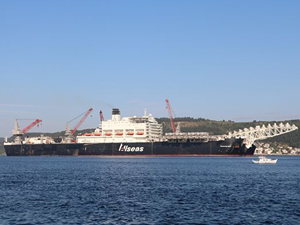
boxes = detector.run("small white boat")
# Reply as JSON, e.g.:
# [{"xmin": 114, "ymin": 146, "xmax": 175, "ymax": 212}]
[{"xmin": 252, "ymin": 156, "xmax": 278, "ymax": 164}]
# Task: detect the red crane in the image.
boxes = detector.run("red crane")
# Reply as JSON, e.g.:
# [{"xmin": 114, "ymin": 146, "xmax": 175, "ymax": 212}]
[
  {"xmin": 99, "ymin": 110, "xmax": 104, "ymax": 122},
  {"xmin": 165, "ymin": 99, "xmax": 176, "ymax": 133},
  {"xmin": 69, "ymin": 108, "xmax": 93, "ymax": 135},
  {"xmin": 22, "ymin": 119, "xmax": 42, "ymax": 134}
]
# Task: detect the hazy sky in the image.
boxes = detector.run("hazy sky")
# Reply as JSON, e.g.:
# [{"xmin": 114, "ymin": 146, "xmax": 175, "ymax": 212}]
[{"xmin": 1, "ymin": 0, "xmax": 300, "ymax": 137}]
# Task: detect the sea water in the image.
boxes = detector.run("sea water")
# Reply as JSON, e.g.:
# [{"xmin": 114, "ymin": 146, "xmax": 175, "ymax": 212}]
[{"xmin": 0, "ymin": 156, "xmax": 299, "ymax": 224}]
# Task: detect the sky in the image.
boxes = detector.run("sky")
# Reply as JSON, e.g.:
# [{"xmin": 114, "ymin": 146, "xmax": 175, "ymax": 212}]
[{"xmin": 1, "ymin": 0, "xmax": 300, "ymax": 137}]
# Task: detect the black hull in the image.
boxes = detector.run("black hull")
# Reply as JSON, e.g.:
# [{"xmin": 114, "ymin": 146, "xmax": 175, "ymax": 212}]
[
  {"xmin": 4, "ymin": 138, "xmax": 255, "ymax": 156},
  {"xmin": 4, "ymin": 143, "xmax": 82, "ymax": 156}
]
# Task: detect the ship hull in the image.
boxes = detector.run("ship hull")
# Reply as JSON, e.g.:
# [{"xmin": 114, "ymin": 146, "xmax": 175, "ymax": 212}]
[
  {"xmin": 4, "ymin": 143, "xmax": 82, "ymax": 156},
  {"xmin": 4, "ymin": 138, "xmax": 255, "ymax": 156}
]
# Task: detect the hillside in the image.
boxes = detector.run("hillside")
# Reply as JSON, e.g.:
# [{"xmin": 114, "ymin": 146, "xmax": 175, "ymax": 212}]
[{"xmin": 1, "ymin": 118, "xmax": 299, "ymax": 155}]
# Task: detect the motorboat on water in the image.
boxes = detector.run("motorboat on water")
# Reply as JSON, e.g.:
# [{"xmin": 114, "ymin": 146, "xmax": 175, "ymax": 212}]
[{"xmin": 252, "ymin": 156, "xmax": 278, "ymax": 164}]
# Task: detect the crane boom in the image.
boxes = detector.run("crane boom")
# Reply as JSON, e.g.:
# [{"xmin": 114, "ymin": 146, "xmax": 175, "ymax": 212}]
[
  {"xmin": 22, "ymin": 119, "xmax": 42, "ymax": 134},
  {"xmin": 100, "ymin": 110, "xmax": 104, "ymax": 121},
  {"xmin": 71, "ymin": 108, "xmax": 93, "ymax": 134},
  {"xmin": 165, "ymin": 99, "xmax": 176, "ymax": 133}
]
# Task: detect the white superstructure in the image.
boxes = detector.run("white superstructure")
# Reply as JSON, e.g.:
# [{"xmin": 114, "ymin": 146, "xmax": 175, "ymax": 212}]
[
  {"xmin": 252, "ymin": 156, "xmax": 278, "ymax": 164},
  {"xmin": 4, "ymin": 135, "xmax": 55, "ymax": 145},
  {"xmin": 76, "ymin": 108, "xmax": 163, "ymax": 143}
]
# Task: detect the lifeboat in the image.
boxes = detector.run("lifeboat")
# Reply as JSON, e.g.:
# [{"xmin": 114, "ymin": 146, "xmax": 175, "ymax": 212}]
[
  {"xmin": 116, "ymin": 132, "xmax": 123, "ymax": 135},
  {"xmin": 105, "ymin": 133, "xmax": 112, "ymax": 136},
  {"xmin": 126, "ymin": 132, "xmax": 134, "ymax": 135},
  {"xmin": 84, "ymin": 133, "xmax": 92, "ymax": 136},
  {"xmin": 136, "ymin": 132, "xmax": 144, "ymax": 135},
  {"xmin": 94, "ymin": 133, "xmax": 101, "ymax": 136}
]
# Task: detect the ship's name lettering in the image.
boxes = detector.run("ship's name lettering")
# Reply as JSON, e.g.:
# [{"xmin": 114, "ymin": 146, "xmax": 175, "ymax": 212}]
[
  {"xmin": 119, "ymin": 144, "xmax": 144, "ymax": 152},
  {"xmin": 220, "ymin": 145, "xmax": 231, "ymax": 148}
]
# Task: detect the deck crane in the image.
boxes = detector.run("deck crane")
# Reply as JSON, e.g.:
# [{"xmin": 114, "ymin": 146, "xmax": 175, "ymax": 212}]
[
  {"xmin": 99, "ymin": 110, "xmax": 104, "ymax": 122},
  {"xmin": 165, "ymin": 99, "xmax": 176, "ymax": 133},
  {"xmin": 12, "ymin": 119, "xmax": 42, "ymax": 136},
  {"xmin": 12, "ymin": 119, "xmax": 42, "ymax": 144},
  {"xmin": 22, "ymin": 119, "xmax": 42, "ymax": 134},
  {"xmin": 65, "ymin": 108, "xmax": 93, "ymax": 140}
]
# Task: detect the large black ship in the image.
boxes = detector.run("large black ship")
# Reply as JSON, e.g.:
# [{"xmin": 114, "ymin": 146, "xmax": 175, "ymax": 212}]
[
  {"xmin": 4, "ymin": 107, "xmax": 297, "ymax": 156},
  {"xmin": 4, "ymin": 138, "xmax": 256, "ymax": 156}
]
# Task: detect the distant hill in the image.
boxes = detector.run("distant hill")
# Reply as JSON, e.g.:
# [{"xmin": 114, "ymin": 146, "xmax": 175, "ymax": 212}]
[{"xmin": 1, "ymin": 118, "xmax": 299, "ymax": 155}]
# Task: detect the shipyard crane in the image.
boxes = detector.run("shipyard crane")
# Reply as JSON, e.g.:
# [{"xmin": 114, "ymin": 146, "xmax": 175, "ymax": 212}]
[
  {"xmin": 165, "ymin": 99, "xmax": 176, "ymax": 133},
  {"xmin": 65, "ymin": 108, "xmax": 93, "ymax": 139}
]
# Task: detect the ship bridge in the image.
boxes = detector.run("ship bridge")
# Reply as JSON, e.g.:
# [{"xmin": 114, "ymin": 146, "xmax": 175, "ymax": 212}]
[
  {"xmin": 76, "ymin": 108, "xmax": 163, "ymax": 143},
  {"xmin": 227, "ymin": 123, "xmax": 298, "ymax": 148}
]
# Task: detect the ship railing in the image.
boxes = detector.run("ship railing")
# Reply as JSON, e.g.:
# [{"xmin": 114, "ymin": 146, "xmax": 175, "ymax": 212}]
[
  {"xmin": 164, "ymin": 135, "xmax": 225, "ymax": 142},
  {"xmin": 165, "ymin": 132, "xmax": 210, "ymax": 136}
]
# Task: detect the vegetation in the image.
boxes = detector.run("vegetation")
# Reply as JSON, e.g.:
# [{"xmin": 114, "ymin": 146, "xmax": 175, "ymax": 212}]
[{"xmin": 1, "ymin": 118, "xmax": 299, "ymax": 155}]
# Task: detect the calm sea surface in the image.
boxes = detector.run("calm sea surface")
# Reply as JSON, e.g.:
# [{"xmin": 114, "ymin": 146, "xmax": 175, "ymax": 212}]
[{"xmin": 0, "ymin": 156, "xmax": 299, "ymax": 225}]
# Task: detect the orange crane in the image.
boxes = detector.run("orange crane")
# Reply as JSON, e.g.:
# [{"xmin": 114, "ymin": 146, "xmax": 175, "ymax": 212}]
[
  {"xmin": 68, "ymin": 108, "xmax": 93, "ymax": 135},
  {"xmin": 165, "ymin": 99, "xmax": 176, "ymax": 133},
  {"xmin": 22, "ymin": 119, "xmax": 42, "ymax": 134},
  {"xmin": 12, "ymin": 118, "xmax": 42, "ymax": 138}
]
